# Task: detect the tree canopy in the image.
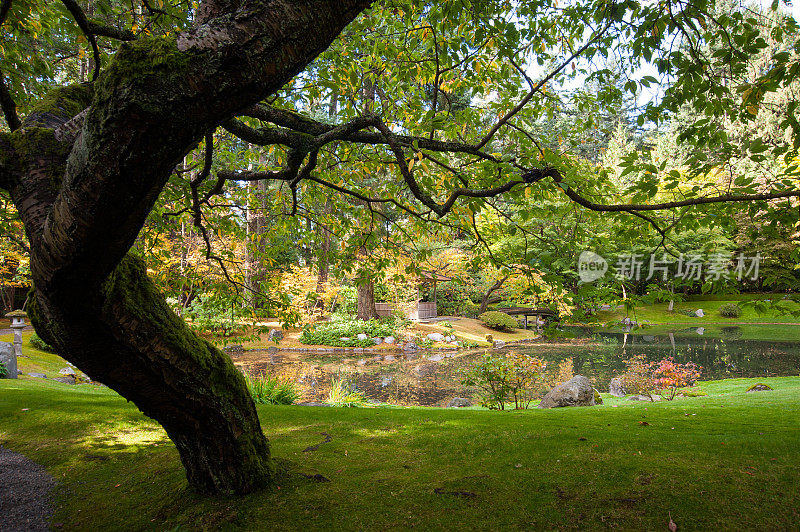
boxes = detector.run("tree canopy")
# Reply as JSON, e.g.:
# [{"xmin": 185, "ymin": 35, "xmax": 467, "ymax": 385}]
[{"xmin": 2, "ymin": 0, "xmax": 799, "ymax": 494}]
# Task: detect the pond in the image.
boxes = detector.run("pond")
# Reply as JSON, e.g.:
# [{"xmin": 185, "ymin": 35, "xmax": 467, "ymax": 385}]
[{"xmin": 231, "ymin": 325, "xmax": 800, "ymax": 407}]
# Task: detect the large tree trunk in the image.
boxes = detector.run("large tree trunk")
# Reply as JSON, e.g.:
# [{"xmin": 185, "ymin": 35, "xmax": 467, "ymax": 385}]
[
  {"xmin": 357, "ymin": 281, "xmax": 378, "ymax": 320},
  {"xmin": 27, "ymin": 255, "xmax": 273, "ymax": 494},
  {"xmin": 1, "ymin": 0, "xmax": 372, "ymax": 495}
]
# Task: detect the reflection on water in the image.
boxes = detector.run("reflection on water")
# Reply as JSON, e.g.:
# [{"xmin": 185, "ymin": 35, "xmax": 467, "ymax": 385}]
[{"xmin": 231, "ymin": 326, "xmax": 800, "ymax": 407}]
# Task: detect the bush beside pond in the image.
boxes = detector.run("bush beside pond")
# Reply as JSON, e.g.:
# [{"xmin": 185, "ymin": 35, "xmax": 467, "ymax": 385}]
[
  {"xmin": 718, "ymin": 303, "xmax": 742, "ymax": 318},
  {"xmin": 300, "ymin": 318, "xmax": 400, "ymax": 347},
  {"xmin": 479, "ymin": 311, "xmax": 517, "ymax": 331}
]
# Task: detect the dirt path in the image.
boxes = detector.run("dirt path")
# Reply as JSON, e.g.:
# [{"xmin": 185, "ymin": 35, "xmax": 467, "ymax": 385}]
[{"xmin": 0, "ymin": 445, "xmax": 56, "ymax": 531}]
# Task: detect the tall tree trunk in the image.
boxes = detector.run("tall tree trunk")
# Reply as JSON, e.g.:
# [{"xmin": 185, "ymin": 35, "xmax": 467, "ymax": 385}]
[
  {"xmin": 314, "ymin": 201, "xmax": 332, "ymax": 309},
  {"xmin": 1, "ymin": 0, "xmax": 372, "ymax": 494},
  {"xmin": 357, "ymin": 280, "xmax": 377, "ymax": 320},
  {"xmin": 245, "ymin": 176, "xmax": 268, "ymax": 309}
]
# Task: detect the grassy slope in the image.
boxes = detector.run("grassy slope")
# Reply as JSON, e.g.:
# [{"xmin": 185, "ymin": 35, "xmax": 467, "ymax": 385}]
[
  {"xmin": 0, "ymin": 331, "xmax": 89, "ymax": 378},
  {"xmin": 1, "ymin": 374, "xmax": 798, "ymax": 530},
  {"xmin": 595, "ymin": 297, "xmax": 800, "ymax": 326}
]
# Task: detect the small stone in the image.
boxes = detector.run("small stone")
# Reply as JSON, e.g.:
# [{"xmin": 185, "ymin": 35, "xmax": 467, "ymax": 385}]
[
  {"xmin": 493, "ymin": 340, "xmax": 506, "ymax": 348},
  {"xmin": 53, "ymin": 376, "xmax": 76, "ymax": 385},
  {"xmin": 384, "ymin": 336, "xmax": 395, "ymax": 344},
  {"xmin": 59, "ymin": 367, "xmax": 76, "ymax": 376},
  {"xmin": 694, "ymin": 309, "xmax": 705, "ymax": 318},
  {"xmin": 339, "ymin": 337, "xmax": 350, "ymax": 341},
  {"xmin": 426, "ymin": 333, "xmax": 445, "ymax": 342},
  {"xmin": 357, "ymin": 333, "xmax": 369, "ymax": 341},
  {"xmin": 223, "ymin": 344, "xmax": 244, "ymax": 353},
  {"xmin": 372, "ymin": 337, "xmax": 383, "ymax": 345},
  {"xmin": 268, "ymin": 329, "xmax": 284, "ymax": 342},
  {"xmin": 628, "ymin": 394, "xmax": 661, "ymax": 401},
  {"xmin": 746, "ymin": 383, "xmax": 773, "ymax": 393},
  {"xmin": 696, "ymin": 327, "xmax": 705, "ymax": 335},
  {"xmin": 403, "ymin": 342, "xmax": 419, "ymax": 352},
  {"xmin": 28, "ymin": 373, "xmax": 47, "ymax": 379}
]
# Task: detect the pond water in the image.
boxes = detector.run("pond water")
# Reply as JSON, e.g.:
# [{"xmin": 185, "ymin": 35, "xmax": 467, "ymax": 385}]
[{"xmin": 231, "ymin": 325, "xmax": 800, "ymax": 407}]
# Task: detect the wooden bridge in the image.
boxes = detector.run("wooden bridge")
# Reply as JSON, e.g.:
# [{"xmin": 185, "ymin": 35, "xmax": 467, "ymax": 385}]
[{"xmin": 494, "ymin": 307, "xmax": 559, "ymax": 329}]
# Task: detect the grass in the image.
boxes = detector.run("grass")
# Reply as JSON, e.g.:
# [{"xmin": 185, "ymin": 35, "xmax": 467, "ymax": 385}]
[
  {"xmin": 595, "ymin": 295, "xmax": 800, "ymax": 326},
  {"xmin": 0, "ymin": 331, "xmax": 88, "ymax": 379},
  {"xmin": 1, "ymin": 370, "xmax": 799, "ymax": 530}
]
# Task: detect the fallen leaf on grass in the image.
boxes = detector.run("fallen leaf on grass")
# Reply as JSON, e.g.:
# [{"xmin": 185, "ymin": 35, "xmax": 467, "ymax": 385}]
[
  {"xmin": 668, "ymin": 512, "xmax": 677, "ymax": 531},
  {"xmin": 639, "ymin": 421, "xmax": 649, "ymax": 426}
]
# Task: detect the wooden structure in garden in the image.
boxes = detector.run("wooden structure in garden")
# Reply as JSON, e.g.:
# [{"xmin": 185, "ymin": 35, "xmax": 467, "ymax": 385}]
[
  {"xmin": 376, "ymin": 270, "xmax": 453, "ymax": 321},
  {"xmin": 495, "ymin": 306, "xmax": 559, "ymax": 329}
]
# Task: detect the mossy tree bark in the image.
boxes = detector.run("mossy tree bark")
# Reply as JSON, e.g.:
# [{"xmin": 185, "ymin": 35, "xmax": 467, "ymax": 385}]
[{"xmin": 0, "ymin": 0, "xmax": 372, "ymax": 495}]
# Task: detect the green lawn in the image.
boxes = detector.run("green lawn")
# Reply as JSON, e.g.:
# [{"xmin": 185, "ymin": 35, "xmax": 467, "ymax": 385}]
[
  {"xmin": 1, "ymin": 372, "xmax": 799, "ymax": 530},
  {"xmin": 595, "ymin": 295, "xmax": 800, "ymax": 327}
]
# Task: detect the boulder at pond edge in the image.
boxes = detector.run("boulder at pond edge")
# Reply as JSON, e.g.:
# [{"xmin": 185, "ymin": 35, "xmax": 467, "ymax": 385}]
[{"xmin": 538, "ymin": 375, "xmax": 596, "ymax": 408}]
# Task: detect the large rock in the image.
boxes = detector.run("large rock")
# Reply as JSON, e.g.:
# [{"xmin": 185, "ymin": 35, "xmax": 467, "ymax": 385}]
[
  {"xmin": 448, "ymin": 397, "xmax": 472, "ymax": 408},
  {"xmin": 538, "ymin": 375, "xmax": 596, "ymax": 408},
  {"xmin": 268, "ymin": 329, "xmax": 284, "ymax": 342},
  {"xmin": 493, "ymin": 340, "xmax": 506, "ymax": 348},
  {"xmin": 0, "ymin": 342, "xmax": 16, "ymax": 379},
  {"xmin": 608, "ymin": 377, "xmax": 627, "ymax": 397}
]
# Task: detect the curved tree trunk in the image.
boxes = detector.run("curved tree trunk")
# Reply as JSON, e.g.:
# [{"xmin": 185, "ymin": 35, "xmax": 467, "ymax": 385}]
[
  {"xmin": 1, "ymin": 0, "xmax": 372, "ymax": 494},
  {"xmin": 28, "ymin": 255, "xmax": 273, "ymax": 494}
]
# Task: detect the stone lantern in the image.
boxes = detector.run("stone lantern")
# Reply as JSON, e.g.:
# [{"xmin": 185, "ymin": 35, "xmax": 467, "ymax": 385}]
[{"xmin": 2, "ymin": 310, "xmax": 27, "ymax": 379}]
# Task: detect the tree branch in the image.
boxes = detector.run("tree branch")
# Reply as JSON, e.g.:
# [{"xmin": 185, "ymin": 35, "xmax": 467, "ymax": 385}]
[
  {"xmin": 60, "ymin": 0, "xmax": 102, "ymax": 81},
  {"xmin": 558, "ymin": 179, "xmax": 800, "ymax": 211},
  {"xmin": 0, "ymin": 72, "xmax": 21, "ymax": 131},
  {"xmin": 88, "ymin": 22, "xmax": 136, "ymax": 41}
]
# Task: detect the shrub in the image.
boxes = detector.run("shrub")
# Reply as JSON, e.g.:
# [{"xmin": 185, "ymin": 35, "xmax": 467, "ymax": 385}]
[
  {"xmin": 479, "ymin": 311, "xmax": 517, "ymax": 331},
  {"xmin": 326, "ymin": 378, "xmax": 369, "ymax": 407},
  {"xmin": 652, "ymin": 357, "xmax": 702, "ymax": 400},
  {"xmin": 300, "ymin": 318, "xmax": 400, "ymax": 347},
  {"xmin": 0, "ymin": 361, "xmax": 7, "ymax": 379},
  {"xmin": 461, "ymin": 352, "xmax": 546, "ymax": 410},
  {"xmin": 243, "ymin": 372, "xmax": 299, "ymax": 405},
  {"xmin": 30, "ymin": 332, "xmax": 57, "ymax": 353},
  {"xmin": 718, "ymin": 303, "xmax": 742, "ymax": 318},
  {"xmin": 617, "ymin": 354, "xmax": 657, "ymax": 401},
  {"xmin": 186, "ymin": 295, "xmax": 246, "ymax": 337}
]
